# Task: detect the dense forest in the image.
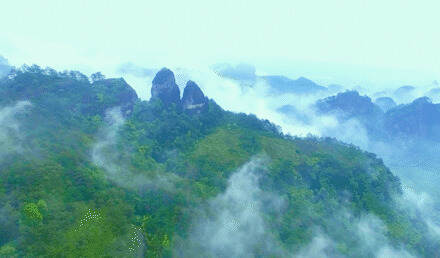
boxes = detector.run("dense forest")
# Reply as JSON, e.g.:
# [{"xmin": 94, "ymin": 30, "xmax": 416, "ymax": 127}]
[{"xmin": 0, "ymin": 65, "xmax": 439, "ymax": 257}]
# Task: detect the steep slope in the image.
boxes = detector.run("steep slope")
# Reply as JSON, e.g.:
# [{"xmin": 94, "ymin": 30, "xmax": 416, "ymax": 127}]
[
  {"xmin": 0, "ymin": 66, "xmax": 438, "ymax": 257},
  {"xmin": 315, "ymin": 90, "xmax": 385, "ymax": 138},
  {"xmin": 316, "ymin": 91, "xmax": 383, "ymax": 121},
  {"xmin": 314, "ymin": 90, "xmax": 440, "ymax": 142},
  {"xmin": 384, "ymin": 97, "xmax": 440, "ymax": 140}
]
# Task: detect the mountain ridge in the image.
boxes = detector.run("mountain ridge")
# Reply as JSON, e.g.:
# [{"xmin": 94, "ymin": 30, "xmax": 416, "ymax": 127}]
[{"xmin": 0, "ymin": 65, "xmax": 438, "ymax": 257}]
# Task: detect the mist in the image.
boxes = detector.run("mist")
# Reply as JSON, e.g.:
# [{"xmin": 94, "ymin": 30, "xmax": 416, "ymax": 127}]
[
  {"xmin": 115, "ymin": 62, "xmax": 440, "ymax": 198},
  {"xmin": 0, "ymin": 55, "xmax": 12, "ymax": 78},
  {"xmin": 133, "ymin": 62, "xmax": 440, "ymax": 257},
  {"xmin": 0, "ymin": 101, "xmax": 32, "ymax": 160},
  {"xmin": 1, "ymin": 0, "xmax": 439, "ymax": 256},
  {"xmin": 91, "ymin": 107, "xmax": 176, "ymax": 192},
  {"xmin": 175, "ymin": 157, "xmax": 289, "ymax": 257},
  {"xmin": 174, "ymin": 155, "xmax": 422, "ymax": 257}
]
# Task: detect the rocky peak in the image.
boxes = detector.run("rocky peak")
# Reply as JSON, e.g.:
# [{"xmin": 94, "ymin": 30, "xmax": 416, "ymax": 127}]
[
  {"xmin": 182, "ymin": 80, "xmax": 207, "ymax": 111},
  {"xmin": 316, "ymin": 90, "xmax": 383, "ymax": 122},
  {"xmin": 151, "ymin": 67, "xmax": 181, "ymax": 105}
]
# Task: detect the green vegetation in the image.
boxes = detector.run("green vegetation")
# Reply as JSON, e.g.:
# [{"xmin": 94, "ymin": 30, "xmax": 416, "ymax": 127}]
[{"xmin": 0, "ymin": 66, "xmax": 438, "ymax": 257}]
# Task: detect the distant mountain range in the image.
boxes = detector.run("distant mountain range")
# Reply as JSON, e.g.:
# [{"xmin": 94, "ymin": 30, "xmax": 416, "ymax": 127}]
[
  {"xmin": 212, "ymin": 63, "xmax": 328, "ymax": 95},
  {"xmin": 313, "ymin": 90, "xmax": 440, "ymax": 141},
  {"xmin": 260, "ymin": 75, "xmax": 327, "ymax": 94},
  {"xmin": 1, "ymin": 65, "xmax": 438, "ymax": 257}
]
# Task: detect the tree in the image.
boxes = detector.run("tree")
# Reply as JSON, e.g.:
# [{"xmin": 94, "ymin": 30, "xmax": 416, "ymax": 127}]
[
  {"xmin": 91, "ymin": 72, "xmax": 105, "ymax": 83},
  {"xmin": 0, "ymin": 244, "xmax": 18, "ymax": 257},
  {"xmin": 23, "ymin": 203, "xmax": 43, "ymax": 222}
]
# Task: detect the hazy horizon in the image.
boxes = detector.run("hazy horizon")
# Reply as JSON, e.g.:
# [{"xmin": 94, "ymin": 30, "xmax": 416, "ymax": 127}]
[{"xmin": 1, "ymin": 0, "xmax": 439, "ymax": 93}]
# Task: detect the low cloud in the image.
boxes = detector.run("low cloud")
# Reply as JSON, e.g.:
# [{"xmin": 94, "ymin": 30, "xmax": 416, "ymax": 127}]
[
  {"xmin": 0, "ymin": 101, "xmax": 32, "ymax": 160},
  {"xmin": 211, "ymin": 62, "xmax": 256, "ymax": 84},
  {"xmin": 116, "ymin": 62, "xmax": 156, "ymax": 78},
  {"xmin": 179, "ymin": 157, "xmax": 288, "ymax": 257},
  {"xmin": 110, "ymin": 62, "xmax": 438, "ymax": 256},
  {"xmin": 293, "ymin": 212, "xmax": 415, "ymax": 258},
  {"xmin": 294, "ymin": 234, "xmax": 337, "ymax": 258},
  {"xmin": 400, "ymin": 185, "xmax": 440, "ymax": 239},
  {"xmin": 91, "ymin": 107, "xmax": 176, "ymax": 192},
  {"xmin": 0, "ymin": 55, "xmax": 12, "ymax": 78},
  {"xmin": 355, "ymin": 214, "xmax": 414, "ymax": 258},
  {"xmin": 180, "ymin": 155, "xmax": 418, "ymax": 257}
]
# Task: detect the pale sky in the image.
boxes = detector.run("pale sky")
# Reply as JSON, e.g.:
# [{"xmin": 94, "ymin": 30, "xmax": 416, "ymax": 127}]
[{"xmin": 0, "ymin": 0, "xmax": 439, "ymax": 90}]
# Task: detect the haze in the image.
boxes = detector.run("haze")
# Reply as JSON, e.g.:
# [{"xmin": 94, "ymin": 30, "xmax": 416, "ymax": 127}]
[{"xmin": 1, "ymin": 0, "xmax": 439, "ymax": 91}]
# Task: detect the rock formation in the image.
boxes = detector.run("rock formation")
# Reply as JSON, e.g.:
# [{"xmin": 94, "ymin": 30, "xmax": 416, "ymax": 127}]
[
  {"xmin": 182, "ymin": 80, "xmax": 207, "ymax": 112},
  {"xmin": 151, "ymin": 68, "xmax": 181, "ymax": 105}
]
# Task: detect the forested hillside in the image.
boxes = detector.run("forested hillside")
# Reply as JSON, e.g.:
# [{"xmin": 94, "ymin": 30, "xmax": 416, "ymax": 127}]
[{"xmin": 0, "ymin": 65, "xmax": 438, "ymax": 257}]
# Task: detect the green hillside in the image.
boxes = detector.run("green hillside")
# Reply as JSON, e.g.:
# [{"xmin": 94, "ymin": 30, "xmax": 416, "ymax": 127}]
[{"xmin": 0, "ymin": 65, "xmax": 438, "ymax": 257}]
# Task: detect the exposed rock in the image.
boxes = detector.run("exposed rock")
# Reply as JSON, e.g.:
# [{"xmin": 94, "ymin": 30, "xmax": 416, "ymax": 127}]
[
  {"xmin": 151, "ymin": 68, "xmax": 181, "ymax": 105},
  {"xmin": 182, "ymin": 80, "xmax": 207, "ymax": 112}
]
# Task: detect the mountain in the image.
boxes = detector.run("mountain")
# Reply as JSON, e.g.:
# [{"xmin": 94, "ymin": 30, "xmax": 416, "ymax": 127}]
[
  {"xmin": 212, "ymin": 63, "xmax": 257, "ymax": 83},
  {"xmin": 394, "ymin": 85, "xmax": 415, "ymax": 96},
  {"xmin": 315, "ymin": 90, "xmax": 440, "ymax": 141},
  {"xmin": 393, "ymin": 85, "xmax": 416, "ymax": 103},
  {"xmin": 375, "ymin": 97, "xmax": 397, "ymax": 112},
  {"xmin": 151, "ymin": 67, "xmax": 181, "ymax": 105},
  {"xmin": 316, "ymin": 91, "xmax": 383, "ymax": 120},
  {"xmin": 315, "ymin": 91, "xmax": 384, "ymax": 136},
  {"xmin": 211, "ymin": 63, "xmax": 328, "ymax": 95},
  {"xmin": 261, "ymin": 75, "xmax": 328, "ymax": 95},
  {"xmin": 0, "ymin": 65, "xmax": 438, "ymax": 257},
  {"xmin": 426, "ymin": 87, "xmax": 440, "ymax": 102},
  {"xmin": 384, "ymin": 97, "xmax": 440, "ymax": 140},
  {"xmin": 181, "ymin": 80, "xmax": 208, "ymax": 113}
]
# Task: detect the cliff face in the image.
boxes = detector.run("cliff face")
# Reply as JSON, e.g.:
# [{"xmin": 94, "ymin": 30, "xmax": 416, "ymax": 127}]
[
  {"xmin": 150, "ymin": 69, "xmax": 208, "ymax": 114},
  {"xmin": 150, "ymin": 68, "xmax": 181, "ymax": 105},
  {"xmin": 181, "ymin": 80, "xmax": 207, "ymax": 113}
]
